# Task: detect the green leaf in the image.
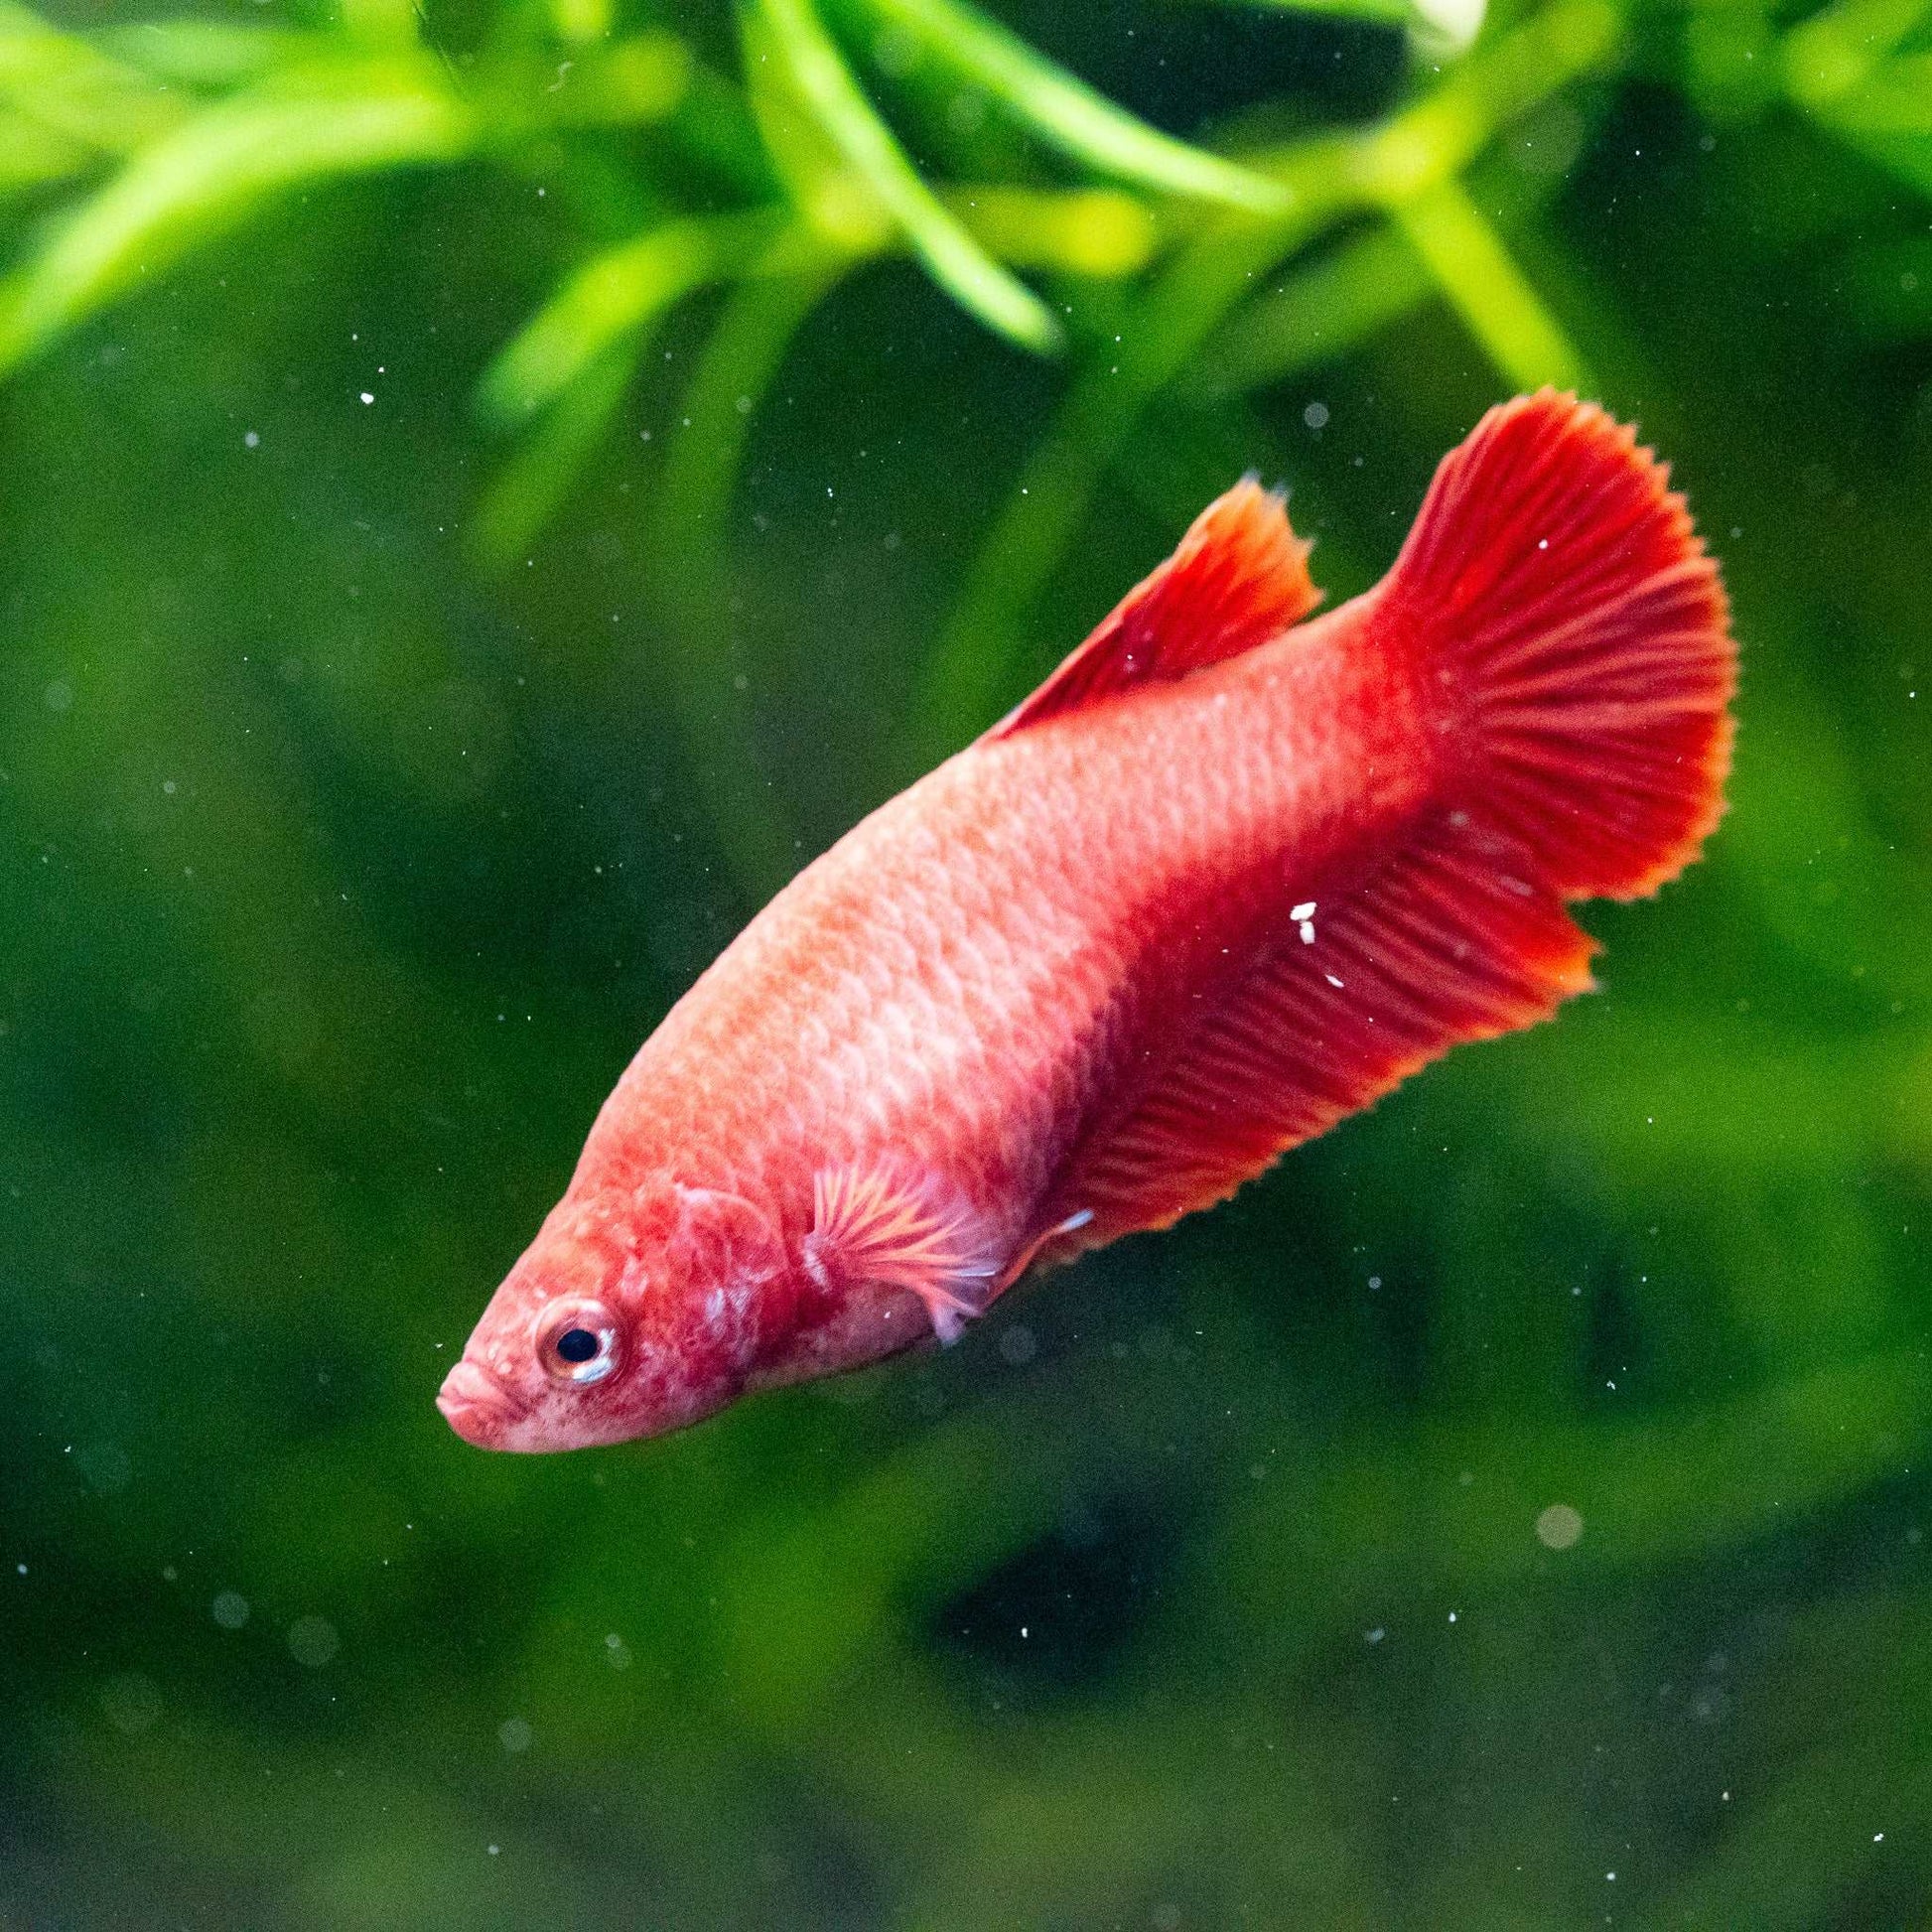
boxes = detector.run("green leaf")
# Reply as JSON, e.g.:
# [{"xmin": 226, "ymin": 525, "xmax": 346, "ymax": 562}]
[
  {"xmin": 741, "ymin": 0, "xmax": 892, "ymax": 244},
  {"xmin": 0, "ymin": 0, "xmax": 184, "ymax": 153},
  {"xmin": 944, "ymin": 184, "xmax": 1160, "ymax": 277},
  {"xmin": 548, "ymin": 0, "xmax": 615, "ymax": 49},
  {"xmin": 100, "ymin": 21, "xmax": 317, "ymax": 91},
  {"xmin": 748, "ymin": 0, "xmax": 1061, "ymax": 351},
  {"xmin": 0, "ymin": 63, "xmax": 474, "ymax": 376},
  {"xmin": 1811, "ymin": 53, "xmax": 1932, "ymax": 133},
  {"xmin": 537, "ymin": 30, "xmax": 692, "ymax": 128},
  {"xmin": 861, "ymin": 0, "xmax": 1294, "ymax": 212},
  {"xmin": 1385, "ymin": 174, "xmax": 1587, "ymax": 391},
  {"xmin": 477, "ymin": 211, "xmax": 781, "ymax": 429},
  {"xmin": 0, "ymin": 105, "xmax": 88, "ymax": 189},
  {"xmin": 1187, "ymin": 219, "xmax": 1430, "ymax": 396},
  {"xmin": 1782, "ymin": 0, "xmax": 1932, "ymax": 109},
  {"xmin": 472, "ymin": 349, "xmax": 635, "ymax": 574}
]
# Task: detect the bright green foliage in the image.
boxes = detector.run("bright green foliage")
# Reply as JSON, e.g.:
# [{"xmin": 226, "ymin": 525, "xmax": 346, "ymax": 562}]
[{"xmin": 5, "ymin": 0, "xmax": 1932, "ymax": 1926}]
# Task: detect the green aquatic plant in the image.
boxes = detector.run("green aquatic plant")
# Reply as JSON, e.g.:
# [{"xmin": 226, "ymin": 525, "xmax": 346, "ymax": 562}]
[
  {"xmin": 6, "ymin": 0, "xmax": 1932, "ymax": 1925},
  {"xmin": 3, "ymin": 0, "xmax": 1927, "ymax": 854},
  {"xmin": 9, "ymin": 0, "xmax": 1930, "ymax": 912}
]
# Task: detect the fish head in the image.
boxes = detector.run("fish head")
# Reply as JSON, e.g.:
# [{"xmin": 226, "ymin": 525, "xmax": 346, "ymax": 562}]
[{"xmin": 438, "ymin": 1179, "xmax": 789, "ymax": 1450}]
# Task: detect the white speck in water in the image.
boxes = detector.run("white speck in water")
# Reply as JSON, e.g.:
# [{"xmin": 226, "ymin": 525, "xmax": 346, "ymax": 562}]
[
  {"xmin": 1290, "ymin": 900, "xmax": 1316, "ymax": 920},
  {"xmin": 605, "ymin": 1633, "xmax": 632, "ymax": 1670},
  {"xmin": 1304, "ymin": 401, "xmax": 1329, "ymax": 429},
  {"xmin": 163, "ymin": 779, "xmax": 176, "ymax": 795},
  {"xmin": 1536, "ymin": 1503, "xmax": 1585, "ymax": 1550},
  {"xmin": 1448, "ymin": 1611, "xmax": 1457, "ymax": 1623},
  {"xmin": 1875, "ymin": 1833, "xmax": 1885, "ymax": 1843},
  {"xmin": 1366, "ymin": 1627, "xmax": 1385, "ymax": 1643},
  {"xmin": 498, "ymin": 1717, "xmax": 533, "ymax": 1753},
  {"xmin": 1367, "ymin": 1276, "xmax": 1381, "ymax": 1290},
  {"xmin": 44, "ymin": 680, "xmax": 73, "ymax": 713},
  {"xmin": 487, "ymin": 1845, "xmax": 500, "ymax": 1857},
  {"xmin": 15, "ymin": 1564, "xmax": 26, "ymax": 1577},
  {"xmin": 1020, "ymin": 1625, "xmax": 1029, "ymax": 1639},
  {"xmin": 212, "ymin": 1590, "xmax": 249, "ymax": 1629},
  {"xmin": 359, "ymin": 392, "xmax": 374, "ymax": 405},
  {"xmin": 244, "ymin": 431, "xmax": 260, "ymax": 449},
  {"xmin": 1325, "ymin": 974, "xmax": 1344, "ymax": 988},
  {"xmin": 1537, "ymin": 537, "xmax": 1548, "ymax": 549}
]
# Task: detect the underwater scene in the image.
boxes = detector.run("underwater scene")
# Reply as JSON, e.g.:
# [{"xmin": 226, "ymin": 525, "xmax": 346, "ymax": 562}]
[{"xmin": 3, "ymin": 0, "xmax": 1932, "ymax": 1924}]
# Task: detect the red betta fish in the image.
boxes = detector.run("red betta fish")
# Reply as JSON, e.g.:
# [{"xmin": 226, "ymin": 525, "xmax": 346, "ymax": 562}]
[{"xmin": 439, "ymin": 390, "xmax": 1735, "ymax": 1451}]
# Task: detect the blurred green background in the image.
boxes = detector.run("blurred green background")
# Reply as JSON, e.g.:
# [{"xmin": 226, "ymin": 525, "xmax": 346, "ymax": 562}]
[{"xmin": 3, "ymin": 0, "xmax": 1931, "ymax": 1923}]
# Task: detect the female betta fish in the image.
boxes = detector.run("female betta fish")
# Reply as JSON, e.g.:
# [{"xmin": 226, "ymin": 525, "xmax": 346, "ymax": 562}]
[{"xmin": 440, "ymin": 390, "xmax": 1736, "ymax": 1451}]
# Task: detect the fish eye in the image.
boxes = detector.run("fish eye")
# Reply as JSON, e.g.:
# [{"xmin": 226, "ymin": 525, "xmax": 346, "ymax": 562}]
[{"xmin": 535, "ymin": 1300, "xmax": 621, "ymax": 1386}]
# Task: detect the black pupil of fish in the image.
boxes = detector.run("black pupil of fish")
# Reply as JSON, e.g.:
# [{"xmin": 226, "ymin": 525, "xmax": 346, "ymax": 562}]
[{"xmin": 556, "ymin": 1327, "xmax": 600, "ymax": 1365}]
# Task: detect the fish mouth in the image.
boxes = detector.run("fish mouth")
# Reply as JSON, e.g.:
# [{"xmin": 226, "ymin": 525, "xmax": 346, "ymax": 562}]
[{"xmin": 436, "ymin": 1356, "xmax": 525, "ymax": 1448}]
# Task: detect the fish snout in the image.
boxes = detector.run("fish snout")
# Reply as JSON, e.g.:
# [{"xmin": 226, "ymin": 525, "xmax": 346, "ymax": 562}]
[{"xmin": 436, "ymin": 1355, "xmax": 524, "ymax": 1448}]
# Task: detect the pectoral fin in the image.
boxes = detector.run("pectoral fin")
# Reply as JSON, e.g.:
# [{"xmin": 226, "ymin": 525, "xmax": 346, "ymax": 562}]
[{"xmin": 803, "ymin": 1161, "xmax": 1003, "ymax": 1345}]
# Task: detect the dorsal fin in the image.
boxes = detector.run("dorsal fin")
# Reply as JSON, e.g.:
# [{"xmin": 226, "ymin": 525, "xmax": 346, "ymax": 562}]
[{"xmin": 984, "ymin": 478, "xmax": 1320, "ymax": 741}]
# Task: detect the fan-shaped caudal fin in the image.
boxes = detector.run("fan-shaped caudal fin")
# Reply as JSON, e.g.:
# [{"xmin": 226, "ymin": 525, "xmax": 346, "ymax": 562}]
[
  {"xmin": 984, "ymin": 478, "xmax": 1319, "ymax": 740},
  {"xmin": 1035, "ymin": 392, "xmax": 1736, "ymax": 1262},
  {"xmin": 1381, "ymin": 388, "xmax": 1736, "ymax": 901}
]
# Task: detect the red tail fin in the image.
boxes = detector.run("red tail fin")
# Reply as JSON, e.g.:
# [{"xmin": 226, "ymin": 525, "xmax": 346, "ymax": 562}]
[{"xmin": 1382, "ymin": 389, "xmax": 1735, "ymax": 900}]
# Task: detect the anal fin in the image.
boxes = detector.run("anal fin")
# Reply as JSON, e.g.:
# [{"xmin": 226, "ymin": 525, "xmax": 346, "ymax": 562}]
[
  {"xmin": 803, "ymin": 1161, "xmax": 1003, "ymax": 1345},
  {"xmin": 1046, "ymin": 815, "xmax": 1597, "ymax": 1250}
]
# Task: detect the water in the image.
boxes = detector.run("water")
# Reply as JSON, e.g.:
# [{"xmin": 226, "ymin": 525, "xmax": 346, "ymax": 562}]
[{"xmin": 4, "ymin": 0, "xmax": 1931, "ymax": 1924}]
